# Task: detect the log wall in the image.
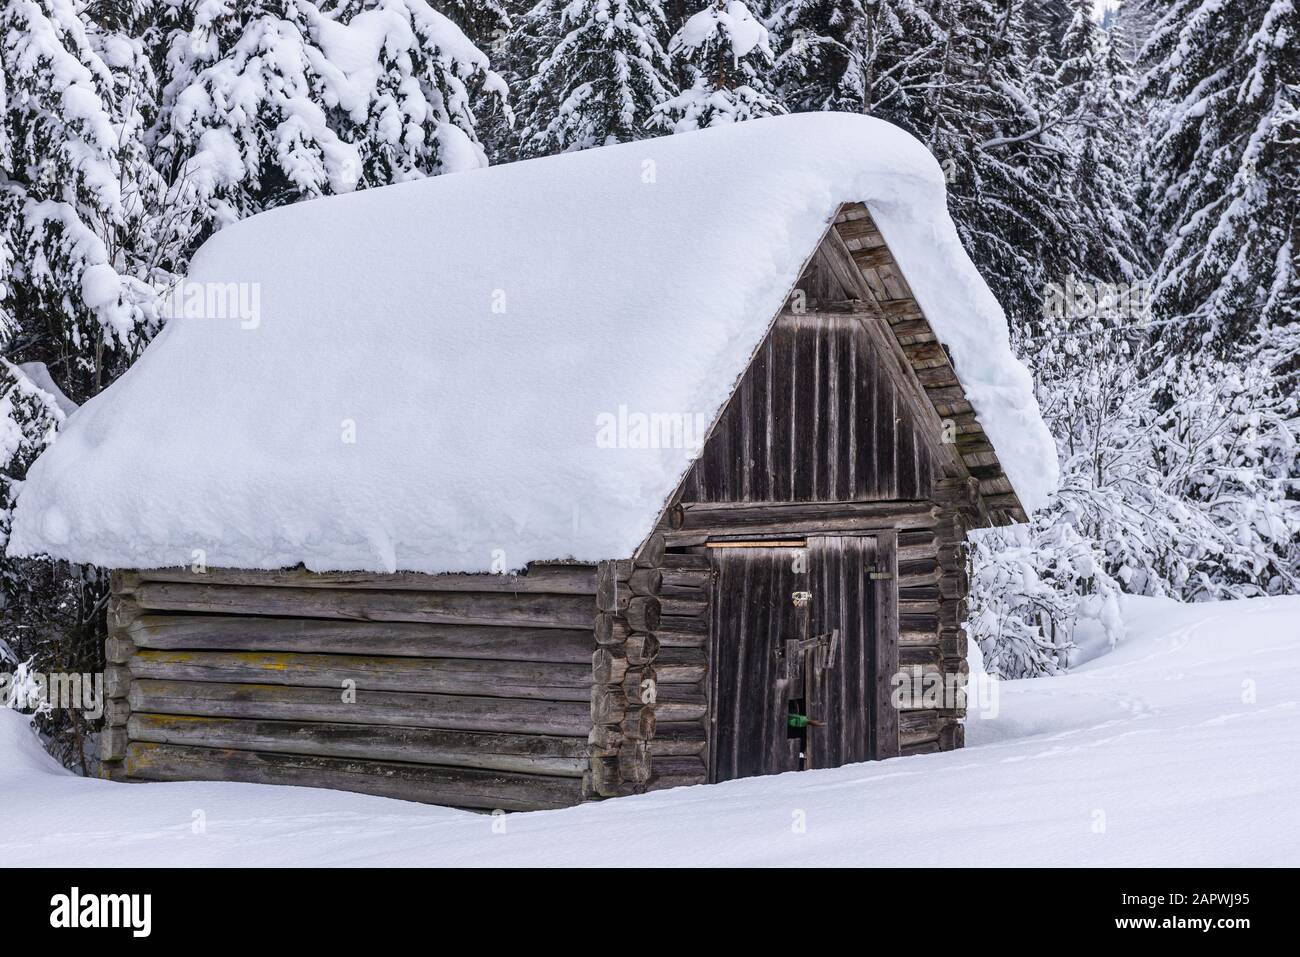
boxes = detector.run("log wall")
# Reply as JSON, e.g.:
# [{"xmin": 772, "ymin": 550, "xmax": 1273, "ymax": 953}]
[{"xmin": 102, "ymin": 564, "xmax": 612, "ymax": 811}]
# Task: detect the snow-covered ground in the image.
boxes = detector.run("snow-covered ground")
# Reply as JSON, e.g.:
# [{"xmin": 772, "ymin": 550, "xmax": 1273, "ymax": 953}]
[{"xmin": 3, "ymin": 595, "xmax": 1296, "ymax": 867}]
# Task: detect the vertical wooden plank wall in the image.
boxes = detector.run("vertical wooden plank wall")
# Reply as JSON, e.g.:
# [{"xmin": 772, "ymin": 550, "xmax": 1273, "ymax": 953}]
[{"xmin": 682, "ymin": 316, "xmax": 936, "ymax": 504}]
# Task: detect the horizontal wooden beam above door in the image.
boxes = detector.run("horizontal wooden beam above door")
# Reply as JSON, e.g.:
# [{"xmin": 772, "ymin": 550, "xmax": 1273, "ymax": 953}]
[{"xmin": 704, "ymin": 540, "xmax": 807, "ymax": 549}]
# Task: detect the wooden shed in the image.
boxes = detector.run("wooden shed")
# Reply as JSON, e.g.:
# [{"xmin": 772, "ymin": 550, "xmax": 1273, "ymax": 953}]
[{"xmin": 10, "ymin": 115, "xmax": 1054, "ymax": 811}]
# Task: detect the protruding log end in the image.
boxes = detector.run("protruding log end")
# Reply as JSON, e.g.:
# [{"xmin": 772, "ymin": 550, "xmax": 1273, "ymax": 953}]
[
  {"xmin": 625, "ymin": 596, "xmax": 661, "ymax": 634},
  {"xmin": 634, "ymin": 531, "xmax": 666, "ymax": 568}
]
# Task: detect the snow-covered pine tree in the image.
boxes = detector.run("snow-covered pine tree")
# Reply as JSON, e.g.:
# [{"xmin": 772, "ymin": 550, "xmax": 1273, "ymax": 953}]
[
  {"xmin": 152, "ymin": 0, "xmax": 362, "ymax": 229},
  {"xmin": 90, "ymin": 1, "xmax": 200, "ymax": 311},
  {"xmin": 426, "ymin": 0, "xmax": 517, "ymax": 162},
  {"xmin": 767, "ymin": 2, "xmax": 1094, "ymax": 330},
  {"xmin": 492, "ymin": 1, "xmax": 562, "ymax": 160},
  {"xmin": 966, "ymin": 0, "xmax": 1298, "ymax": 674},
  {"xmin": 921, "ymin": 0, "xmax": 1081, "ymax": 329},
  {"xmin": 1109, "ymin": 0, "xmax": 1160, "ymax": 64},
  {"xmin": 0, "ymin": 0, "xmax": 165, "ymax": 397},
  {"xmin": 655, "ymin": 0, "xmax": 785, "ymax": 130},
  {"xmin": 0, "ymin": 1, "xmax": 514, "ymax": 771},
  {"xmin": 0, "ymin": 362, "xmax": 67, "ymax": 557},
  {"xmin": 430, "ymin": 0, "xmax": 513, "ymax": 50},
  {"xmin": 1049, "ymin": 0, "xmax": 1145, "ymax": 284},
  {"xmin": 1136, "ymin": 0, "xmax": 1299, "ymax": 350},
  {"xmin": 768, "ymin": 0, "xmax": 945, "ymax": 117},
  {"xmin": 313, "ymin": 0, "xmax": 511, "ymax": 187},
  {"xmin": 510, "ymin": 0, "xmax": 676, "ymax": 156},
  {"xmin": 1020, "ymin": 0, "xmax": 1076, "ymax": 49},
  {"xmin": 0, "ymin": 1, "xmax": 162, "ymax": 771},
  {"xmin": 153, "ymin": 0, "xmax": 508, "ymax": 232}
]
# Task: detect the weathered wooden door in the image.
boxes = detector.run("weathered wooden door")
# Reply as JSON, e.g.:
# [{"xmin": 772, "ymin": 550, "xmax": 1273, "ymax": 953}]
[{"xmin": 707, "ymin": 535, "xmax": 897, "ymax": 783}]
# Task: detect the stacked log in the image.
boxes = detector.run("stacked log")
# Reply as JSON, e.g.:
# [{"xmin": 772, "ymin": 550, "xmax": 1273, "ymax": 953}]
[
  {"xmin": 587, "ymin": 542, "xmax": 664, "ymax": 797},
  {"xmin": 892, "ymin": 514, "xmax": 948, "ymax": 755},
  {"xmin": 929, "ymin": 478, "xmax": 977, "ymax": 751},
  {"xmin": 643, "ymin": 551, "xmax": 711, "ymax": 791},
  {"xmin": 100, "ymin": 588, "xmax": 136, "ymax": 779}
]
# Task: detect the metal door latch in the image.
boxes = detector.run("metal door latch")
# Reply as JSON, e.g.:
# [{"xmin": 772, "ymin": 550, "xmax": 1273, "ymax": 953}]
[
  {"xmin": 791, "ymin": 590, "xmax": 812, "ymax": 607},
  {"xmin": 774, "ymin": 628, "xmax": 840, "ymax": 670},
  {"xmin": 869, "ymin": 570, "xmax": 893, "ymax": 580}
]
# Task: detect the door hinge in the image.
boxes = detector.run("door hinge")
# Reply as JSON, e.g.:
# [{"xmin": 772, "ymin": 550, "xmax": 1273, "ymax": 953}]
[{"xmin": 869, "ymin": 570, "xmax": 894, "ymax": 580}]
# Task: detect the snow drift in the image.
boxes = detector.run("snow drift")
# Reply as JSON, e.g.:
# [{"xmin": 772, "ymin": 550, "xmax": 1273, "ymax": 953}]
[
  {"xmin": 1, "ymin": 595, "xmax": 1293, "ymax": 866},
  {"xmin": 9, "ymin": 112, "xmax": 1057, "ymax": 574}
]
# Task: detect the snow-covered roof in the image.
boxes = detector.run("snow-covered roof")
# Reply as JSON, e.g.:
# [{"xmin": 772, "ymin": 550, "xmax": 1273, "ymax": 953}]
[{"xmin": 9, "ymin": 113, "xmax": 1057, "ymax": 574}]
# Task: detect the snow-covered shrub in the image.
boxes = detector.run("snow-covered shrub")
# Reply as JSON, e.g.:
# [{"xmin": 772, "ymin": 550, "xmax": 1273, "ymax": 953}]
[
  {"xmin": 968, "ymin": 515, "xmax": 1124, "ymax": 679},
  {"xmin": 0, "ymin": 362, "xmax": 104, "ymax": 773},
  {"xmin": 971, "ymin": 313, "xmax": 1299, "ymax": 677},
  {"xmin": 0, "ymin": 362, "xmax": 67, "ymax": 545},
  {"xmin": 1, "ymin": 657, "xmax": 50, "ymax": 714},
  {"xmin": 1043, "ymin": 337, "xmax": 1299, "ymax": 602},
  {"xmin": 1141, "ymin": 350, "xmax": 1299, "ymax": 598}
]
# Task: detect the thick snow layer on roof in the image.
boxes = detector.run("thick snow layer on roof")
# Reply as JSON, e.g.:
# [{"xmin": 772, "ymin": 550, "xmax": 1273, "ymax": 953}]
[{"xmin": 9, "ymin": 113, "xmax": 1057, "ymax": 574}]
